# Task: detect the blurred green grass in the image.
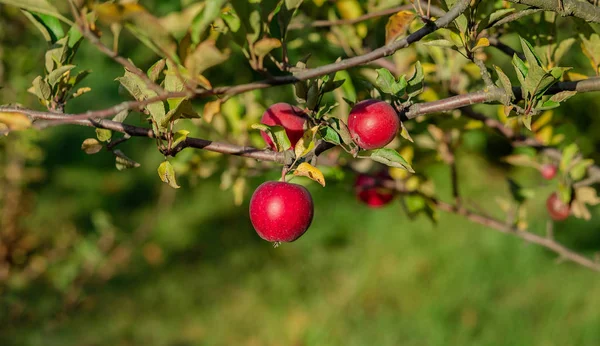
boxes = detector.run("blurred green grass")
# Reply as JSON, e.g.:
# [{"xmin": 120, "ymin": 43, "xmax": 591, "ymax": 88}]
[{"xmin": 4, "ymin": 153, "xmax": 600, "ymax": 346}]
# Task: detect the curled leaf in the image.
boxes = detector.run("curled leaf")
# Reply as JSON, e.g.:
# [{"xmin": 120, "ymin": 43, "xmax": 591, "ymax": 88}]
[
  {"xmin": 157, "ymin": 161, "xmax": 180, "ymax": 189},
  {"xmin": 293, "ymin": 162, "xmax": 326, "ymax": 187}
]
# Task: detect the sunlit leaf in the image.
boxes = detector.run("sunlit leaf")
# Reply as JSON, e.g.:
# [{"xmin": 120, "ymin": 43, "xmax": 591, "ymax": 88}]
[
  {"xmin": 385, "ymin": 10, "xmax": 415, "ymax": 44},
  {"xmin": 295, "ymin": 126, "xmax": 319, "ymax": 159},
  {"xmin": 363, "ymin": 148, "xmax": 414, "ymax": 173},
  {"xmin": 157, "ymin": 161, "xmax": 180, "ymax": 189},
  {"xmin": 293, "ymin": 162, "xmax": 326, "ymax": 187}
]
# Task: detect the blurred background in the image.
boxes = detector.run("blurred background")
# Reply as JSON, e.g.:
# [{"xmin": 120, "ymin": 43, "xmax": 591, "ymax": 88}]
[{"xmin": 2, "ymin": 1, "xmax": 600, "ymax": 345}]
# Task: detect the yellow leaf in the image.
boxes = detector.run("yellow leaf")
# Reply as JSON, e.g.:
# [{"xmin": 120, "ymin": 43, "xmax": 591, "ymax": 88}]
[
  {"xmin": 95, "ymin": 2, "xmax": 144, "ymax": 25},
  {"xmin": 157, "ymin": 161, "xmax": 180, "ymax": 189},
  {"xmin": 472, "ymin": 37, "xmax": 489, "ymax": 51},
  {"xmin": 293, "ymin": 162, "xmax": 325, "ymax": 187},
  {"xmin": 203, "ymin": 100, "xmax": 221, "ymax": 123},
  {"xmin": 418, "ymin": 87, "xmax": 438, "ymax": 102},
  {"xmin": 532, "ymin": 111, "xmax": 552, "ymax": 132},
  {"xmin": 565, "ymin": 72, "xmax": 589, "ymax": 81},
  {"xmin": 389, "ymin": 146, "xmax": 414, "ymax": 180},
  {"xmin": 253, "ymin": 38, "xmax": 282, "ymax": 58},
  {"xmin": 385, "ymin": 10, "xmax": 415, "ymax": 44},
  {"xmin": 336, "ymin": 0, "xmax": 363, "ymax": 19},
  {"xmin": 81, "ymin": 138, "xmax": 103, "ymax": 155},
  {"xmin": 0, "ymin": 111, "xmax": 32, "ymax": 131},
  {"xmin": 534, "ymin": 126, "xmax": 553, "ymax": 146},
  {"xmin": 551, "ymin": 134, "xmax": 565, "ymax": 145},
  {"xmin": 465, "ymin": 120, "xmax": 483, "ymax": 129},
  {"xmin": 294, "ymin": 126, "xmax": 319, "ymax": 159}
]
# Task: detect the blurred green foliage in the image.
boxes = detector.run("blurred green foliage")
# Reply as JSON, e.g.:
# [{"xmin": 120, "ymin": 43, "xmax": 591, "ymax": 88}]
[{"xmin": 1, "ymin": 0, "xmax": 600, "ymax": 345}]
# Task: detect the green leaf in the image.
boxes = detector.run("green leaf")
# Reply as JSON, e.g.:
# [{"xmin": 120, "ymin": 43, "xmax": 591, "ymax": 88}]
[
  {"xmin": 172, "ymin": 130, "xmax": 190, "ymax": 148},
  {"xmin": 405, "ymin": 194, "xmax": 426, "ymax": 213},
  {"xmin": 157, "ymin": 161, "xmax": 180, "ymax": 189},
  {"xmin": 494, "ymin": 65, "xmax": 514, "ymax": 104},
  {"xmin": 363, "ymin": 148, "xmax": 414, "ymax": 172},
  {"xmin": 508, "ymin": 178, "xmax": 534, "ymax": 204},
  {"xmin": 81, "ymin": 138, "xmax": 102, "ymax": 155},
  {"xmin": 560, "ymin": 143, "xmax": 579, "ymax": 171},
  {"xmin": 537, "ymin": 99, "xmax": 560, "ymax": 110},
  {"xmin": 512, "ymin": 54, "xmax": 528, "ymax": 96},
  {"xmin": 520, "ymin": 37, "xmax": 542, "ymax": 69},
  {"xmin": 326, "ymin": 117, "xmax": 353, "ymax": 145},
  {"xmin": 96, "ymin": 128, "xmax": 112, "ymax": 142},
  {"xmin": 190, "ymin": 0, "xmax": 227, "ymax": 44},
  {"xmin": 550, "ymin": 90, "xmax": 577, "ymax": 103},
  {"xmin": 319, "ymin": 126, "xmax": 342, "ymax": 145},
  {"xmin": 521, "ymin": 115, "xmax": 532, "ymax": 131},
  {"xmin": 47, "ymin": 64, "xmax": 75, "ymax": 87},
  {"xmin": 306, "ymin": 80, "xmax": 319, "ymax": 110},
  {"xmin": 32, "ymin": 75, "xmax": 51, "ymax": 100},
  {"xmin": 485, "ymin": 8, "xmax": 515, "ymax": 27},
  {"xmin": 0, "ymin": 0, "xmax": 69, "ymax": 23},
  {"xmin": 406, "ymin": 61, "xmax": 424, "ymax": 98},
  {"xmin": 116, "ymin": 70, "xmax": 166, "ymax": 130},
  {"xmin": 68, "ymin": 70, "xmax": 90, "ymax": 88},
  {"xmin": 184, "ymin": 40, "xmax": 229, "ymax": 76},
  {"xmin": 554, "ymin": 38, "xmax": 576, "ymax": 65},
  {"xmin": 322, "ymin": 79, "xmax": 345, "ymax": 93},
  {"xmin": 147, "ymin": 59, "xmax": 166, "ymax": 82},
  {"xmin": 375, "ymin": 68, "xmax": 403, "ymax": 95},
  {"xmin": 570, "ymin": 159, "xmax": 593, "ymax": 181},
  {"xmin": 251, "ymin": 124, "xmax": 291, "ymax": 151},
  {"xmin": 22, "ymin": 10, "xmax": 65, "ymax": 43}
]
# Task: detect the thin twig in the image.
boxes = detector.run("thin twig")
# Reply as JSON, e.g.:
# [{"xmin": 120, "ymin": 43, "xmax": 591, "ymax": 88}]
[
  {"xmin": 67, "ymin": 0, "xmax": 167, "ymax": 97},
  {"xmin": 288, "ymin": 2, "xmax": 446, "ymax": 30},
  {"xmin": 433, "ymin": 199, "xmax": 600, "ymax": 272}
]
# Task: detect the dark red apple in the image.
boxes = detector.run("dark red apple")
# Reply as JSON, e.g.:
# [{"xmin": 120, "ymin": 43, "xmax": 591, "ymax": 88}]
[
  {"xmin": 348, "ymin": 99, "xmax": 399, "ymax": 150},
  {"xmin": 540, "ymin": 164, "xmax": 558, "ymax": 180},
  {"xmin": 546, "ymin": 192, "xmax": 570, "ymax": 221},
  {"xmin": 249, "ymin": 181, "xmax": 314, "ymax": 243},
  {"xmin": 354, "ymin": 171, "xmax": 395, "ymax": 208},
  {"xmin": 260, "ymin": 103, "xmax": 308, "ymax": 150}
]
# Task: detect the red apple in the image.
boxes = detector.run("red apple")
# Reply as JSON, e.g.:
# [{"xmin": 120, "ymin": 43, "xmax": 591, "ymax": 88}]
[
  {"xmin": 249, "ymin": 181, "xmax": 314, "ymax": 243},
  {"xmin": 260, "ymin": 103, "xmax": 308, "ymax": 150},
  {"xmin": 540, "ymin": 164, "xmax": 558, "ymax": 180},
  {"xmin": 354, "ymin": 171, "xmax": 395, "ymax": 208},
  {"xmin": 546, "ymin": 192, "xmax": 570, "ymax": 221},
  {"xmin": 348, "ymin": 99, "xmax": 399, "ymax": 150}
]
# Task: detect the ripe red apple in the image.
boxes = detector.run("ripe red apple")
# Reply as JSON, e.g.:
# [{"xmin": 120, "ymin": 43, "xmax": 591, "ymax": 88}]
[
  {"xmin": 540, "ymin": 164, "xmax": 558, "ymax": 180},
  {"xmin": 546, "ymin": 192, "xmax": 570, "ymax": 221},
  {"xmin": 260, "ymin": 102, "xmax": 308, "ymax": 150},
  {"xmin": 249, "ymin": 181, "xmax": 314, "ymax": 243},
  {"xmin": 354, "ymin": 171, "xmax": 395, "ymax": 208},
  {"xmin": 348, "ymin": 99, "xmax": 399, "ymax": 150}
]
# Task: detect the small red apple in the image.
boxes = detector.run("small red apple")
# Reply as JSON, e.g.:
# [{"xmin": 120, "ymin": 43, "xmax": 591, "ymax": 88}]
[
  {"xmin": 249, "ymin": 181, "xmax": 314, "ymax": 243},
  {"xmin": 260, "ymin": 103, "xmax": 308, "ymax": 150},
  {"xmin": 540, "ymin": 164, "xmax": 558, "ymax": 180},
  {"xmin": 546, "ymin": 192, "xmax": 570, "ymax": 221},
  {"xmin": 348, "ymin": 99, "xmax": 399, "ymax": 150},
  {"xmin": 354, "ymin": 171, "xmax": 395, "ymax": 208}
]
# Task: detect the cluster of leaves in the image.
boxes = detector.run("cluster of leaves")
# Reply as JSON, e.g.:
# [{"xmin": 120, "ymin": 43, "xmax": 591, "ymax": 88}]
[{"xmin": 25, "ymin": 11, "xmax": 89, "ymax": 111}]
